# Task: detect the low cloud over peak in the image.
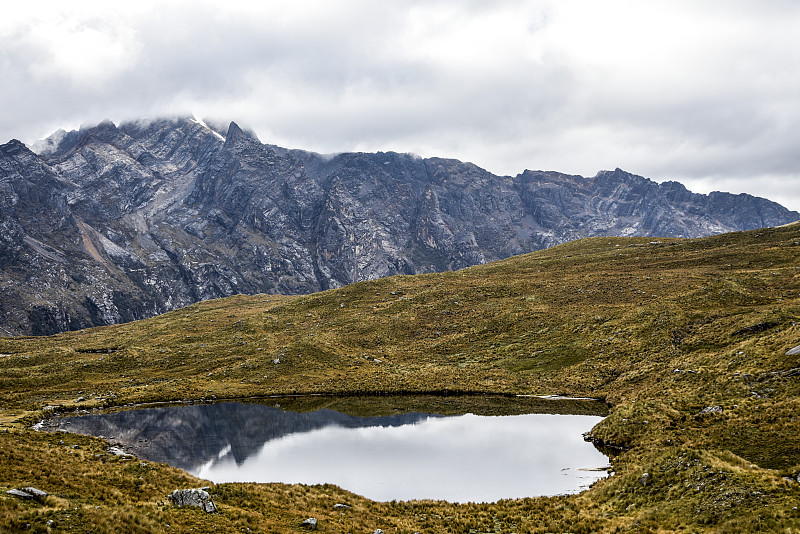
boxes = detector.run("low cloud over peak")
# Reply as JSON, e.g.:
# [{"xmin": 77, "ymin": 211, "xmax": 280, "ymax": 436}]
[{"xmin": 3, "ymin": 1, "xmax": 799, "ymax": 210}]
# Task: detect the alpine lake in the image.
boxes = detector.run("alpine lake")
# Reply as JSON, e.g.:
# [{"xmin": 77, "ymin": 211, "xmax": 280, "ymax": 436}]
[{"xmin": 39, "ymin": 394, "xmax": 611, "ymax": 503}]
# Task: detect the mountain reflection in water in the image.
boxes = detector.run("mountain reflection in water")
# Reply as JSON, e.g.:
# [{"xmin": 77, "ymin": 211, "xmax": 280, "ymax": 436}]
[
  {"xmin": 51, "ymin": 402, "xmax": 435, "ymax": 471},
  {"xmin": 48, "ymin": 398, "xmax": 609, "ymax": 502}
]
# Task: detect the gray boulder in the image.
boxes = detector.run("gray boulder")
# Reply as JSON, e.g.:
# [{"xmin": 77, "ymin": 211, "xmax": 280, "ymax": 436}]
[
  {"xmin": 6, "ymin": 487, "xmax": 47, "ymax": 502},
  {"xmin": 301, "ymin": 517, "xmax": 318, "ymax": 530},
  {"xmin": 168, "ymin": 488, "xmax": 217, "ymax": 513},
  {"xmin": 699, "ymin": 406, "xmax": 723, "ymax": 415}
]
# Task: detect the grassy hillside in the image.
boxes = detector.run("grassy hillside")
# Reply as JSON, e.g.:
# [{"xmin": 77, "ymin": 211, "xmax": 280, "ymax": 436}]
[{"xmin": 1, "ymin": 223, "xmax": 800, "ymax": 532}]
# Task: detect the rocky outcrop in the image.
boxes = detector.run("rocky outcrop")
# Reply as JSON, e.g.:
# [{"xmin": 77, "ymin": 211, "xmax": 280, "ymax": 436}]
[
  {"xmin": 1, "ymin": 116, "xmax": 797, "ymax": 335},
  {"xmin": 6, "ymin": 487, "xmax": 48, "ymax": 502},
  {"xmin": 168, "ymin": 488, "xmax": 217, "ymax": 513}
]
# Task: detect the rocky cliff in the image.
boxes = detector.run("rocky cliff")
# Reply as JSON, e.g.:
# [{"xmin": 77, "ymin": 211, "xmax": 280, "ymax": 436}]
[{"xmin": 1, "ymin": 117, "xmax": 797, "ymax": 335}]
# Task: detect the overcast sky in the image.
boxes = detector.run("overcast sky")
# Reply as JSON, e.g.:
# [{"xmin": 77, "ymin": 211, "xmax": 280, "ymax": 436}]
[{"xmin": 2, "ymin": 0, "xmax": 799, "ymax": 210}]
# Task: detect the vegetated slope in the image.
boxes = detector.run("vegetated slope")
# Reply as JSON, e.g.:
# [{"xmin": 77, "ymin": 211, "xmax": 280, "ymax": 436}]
[
  {"xmin": 1, "ymin": 117, "xmax": 797, "ymax": 336},
  {"xmin": 1, "ymin": 223, "xmax": 799, "ymax": 532}
]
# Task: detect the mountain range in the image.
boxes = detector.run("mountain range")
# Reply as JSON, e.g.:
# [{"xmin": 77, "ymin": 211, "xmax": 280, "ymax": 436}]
[{"xmin": 1, "ymin": 116, "xmax": 797, "ymax": 335}]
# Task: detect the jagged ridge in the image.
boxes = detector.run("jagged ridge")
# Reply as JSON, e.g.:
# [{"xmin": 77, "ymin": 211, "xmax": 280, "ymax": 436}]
[{"xmin": 0, "ymin": 116, "xmax": 797, "ymax": 335}]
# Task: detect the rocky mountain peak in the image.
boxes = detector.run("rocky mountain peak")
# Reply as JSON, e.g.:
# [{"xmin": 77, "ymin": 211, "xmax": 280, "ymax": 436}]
[
  {"xmin": 1, "ymin": 116, "xmax": 798, "ymax": 335},
  {"xmin": 0, "ymin": 139, "xmax": 32, "ymax": 158},
  {"xmin": 223, "ymin": 121, "xmax": 260, "ymax": 150}
]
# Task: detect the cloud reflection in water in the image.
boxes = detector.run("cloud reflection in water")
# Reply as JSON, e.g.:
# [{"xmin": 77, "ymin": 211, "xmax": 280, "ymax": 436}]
[{"xmin": 194, "ymin": 413, "xmax": 607, "ymax": 502}]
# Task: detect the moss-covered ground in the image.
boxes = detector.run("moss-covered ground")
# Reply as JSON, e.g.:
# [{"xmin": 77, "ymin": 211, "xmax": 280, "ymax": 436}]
[{"xmin": 1, "ymin": 224, "xmax": 799, "ymax": 532}]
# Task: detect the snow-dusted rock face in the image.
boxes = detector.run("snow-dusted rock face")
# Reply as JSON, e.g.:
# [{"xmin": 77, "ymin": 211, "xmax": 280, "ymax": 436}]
[{"xmin": 0, "ymin": 117, "xmax": 797, "ymax": 335}]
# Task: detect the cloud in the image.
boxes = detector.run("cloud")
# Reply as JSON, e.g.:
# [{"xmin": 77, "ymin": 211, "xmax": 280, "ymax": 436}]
[
  {"xmin": 2, "ymin": 0, "xmax": 799, "ymax": 210},
  {"xmin": 195, "ymin": 413, "xmax": 607, "ymax": 501}
]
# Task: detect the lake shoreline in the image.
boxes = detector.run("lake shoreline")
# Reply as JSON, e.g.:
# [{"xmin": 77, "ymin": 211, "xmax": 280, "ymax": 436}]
[{"xmin": 39, "ymin": 395, "xmax": 611, "ymax": 502}]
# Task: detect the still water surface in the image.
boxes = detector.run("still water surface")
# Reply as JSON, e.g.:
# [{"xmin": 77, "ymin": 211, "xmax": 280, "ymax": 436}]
[{"xmin": 48, "ymin": 397, "xmax": 609, "ymax": 502}]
